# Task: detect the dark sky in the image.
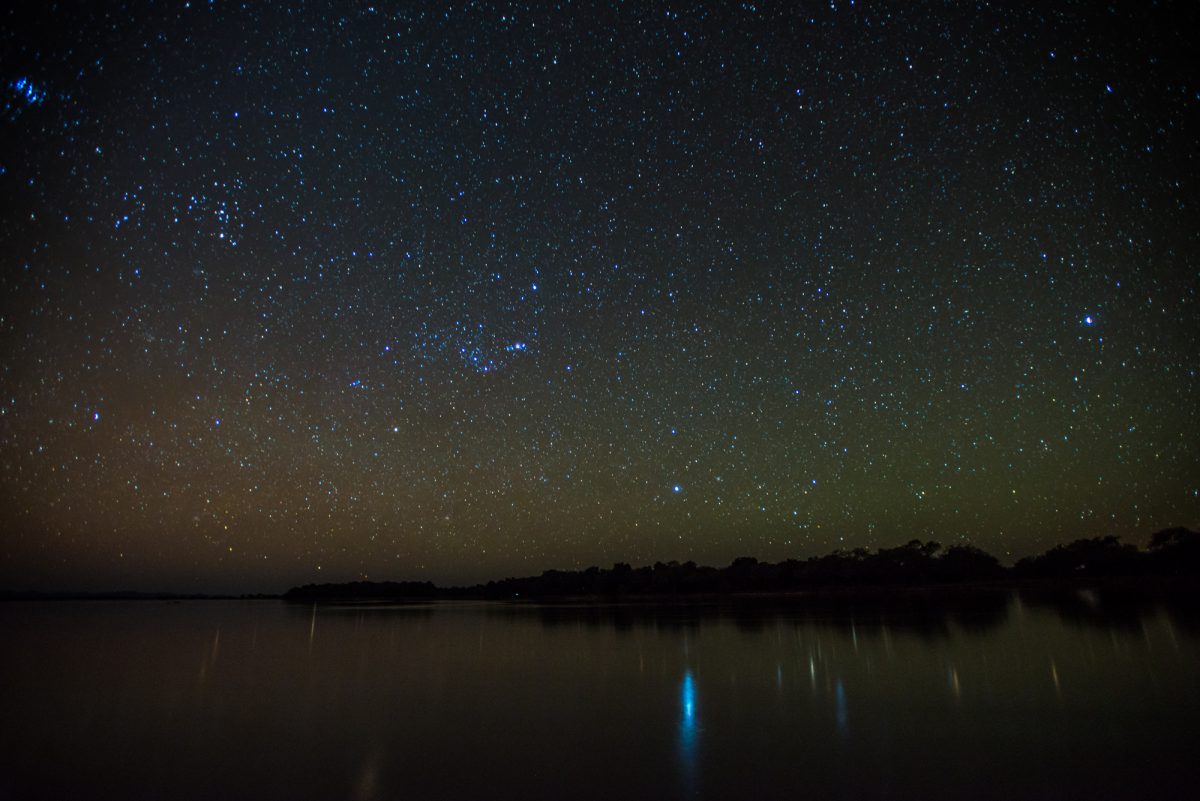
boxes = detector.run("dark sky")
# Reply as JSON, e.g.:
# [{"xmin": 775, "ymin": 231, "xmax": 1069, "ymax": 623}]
[{"xmin": 1, "ymin": 1, "xmax": 1196, "ymax": 593}]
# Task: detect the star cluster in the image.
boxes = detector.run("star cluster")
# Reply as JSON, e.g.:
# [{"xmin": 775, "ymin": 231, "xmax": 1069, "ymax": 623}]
[{"xmin": 1, "ymin": 1, "xmax": 1196, "ymax": 591}]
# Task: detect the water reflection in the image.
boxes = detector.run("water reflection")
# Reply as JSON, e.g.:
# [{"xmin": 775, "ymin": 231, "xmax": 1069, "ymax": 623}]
[
  {"xmin": 1020, "ymin": 584, "xmax": 1200, "ymax": 634},
  {"xmin": 493, "ymin": 585, "xmax": 1200, "ymax": 641},
  {"xmin": 519, "ymin": 589, "xmax": 1017, "ymax": 638},
  {"xmin": 678, "ymin": 670, "xmax": 699, "ymax": 794},
  {"xmin": 308, "ymin": 603, "xmax": 316, "ymax": 650},
  {"xmin": 680, "ymin": 671, "xmax": 696, "ymax": 728},
  {"xmin": 834, "ymin": 679, "xmax": 848, "ymax": 737},
  {"xmin": 0, "ymin": 593, "xmax": 1196, "ymax": 801}
]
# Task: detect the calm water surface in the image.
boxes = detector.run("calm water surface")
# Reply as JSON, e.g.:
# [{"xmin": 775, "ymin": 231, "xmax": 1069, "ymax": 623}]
[{"xmin": 1, "ymin": 590, "xmax": 1197, "ymax": 800}]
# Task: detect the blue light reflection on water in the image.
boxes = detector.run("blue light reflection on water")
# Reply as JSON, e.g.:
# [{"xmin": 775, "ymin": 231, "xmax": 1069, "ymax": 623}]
[
  {"xmin": 678, "ymin": 670, "xmax": 699, "ymax": 793},
  {"xmin": 681, "ymin": 671, "xmax": 696, "ymax": 727}
]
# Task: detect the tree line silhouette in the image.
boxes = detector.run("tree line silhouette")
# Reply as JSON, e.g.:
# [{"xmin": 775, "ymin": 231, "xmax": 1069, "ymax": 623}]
[{"xmin": 282, "ymin": 527, "xmax": 1200, "ymax": 602}]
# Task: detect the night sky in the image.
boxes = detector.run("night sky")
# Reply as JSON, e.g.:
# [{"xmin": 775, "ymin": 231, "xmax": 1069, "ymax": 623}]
[{"xmin": 1, "ymin": 1, "xmax": 1196, "ymax": 593}]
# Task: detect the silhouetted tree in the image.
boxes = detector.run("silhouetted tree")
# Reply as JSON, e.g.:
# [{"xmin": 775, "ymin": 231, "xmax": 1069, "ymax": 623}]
[
  {"xmin": 938, "ymin": 545, "xmax": 1004, "ymax": 581},
  {"xmin": 858, "ymin": 540, "xmax": 942, "ymax": 583},
  {"xmin": 1014, "ymin": 536, "xmax": 1143, "ymax": 578},
  {"xmin": 1147, "ymin": 527, "xmax": 1200, "ymax": 574},
  {"xmin": 280, "ymin": 528, "xmax": 1194, "ymax": 603}
]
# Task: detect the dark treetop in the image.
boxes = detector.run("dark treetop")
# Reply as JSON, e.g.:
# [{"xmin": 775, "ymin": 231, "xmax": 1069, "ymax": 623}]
[{"xmin": 282, "ymin": 527, "xmax": 1200, "ymax": 601}]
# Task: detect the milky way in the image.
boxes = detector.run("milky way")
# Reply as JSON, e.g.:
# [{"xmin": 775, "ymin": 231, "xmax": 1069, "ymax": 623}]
[{"xmin": 1, "ymin": 1, "xmax": 1196, "ymax": 591}]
